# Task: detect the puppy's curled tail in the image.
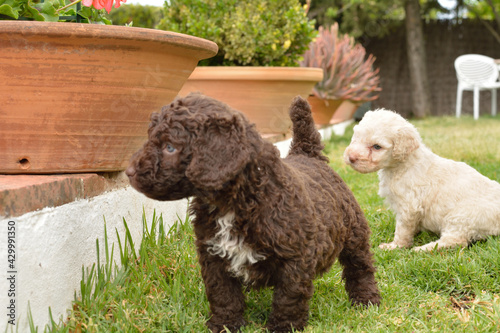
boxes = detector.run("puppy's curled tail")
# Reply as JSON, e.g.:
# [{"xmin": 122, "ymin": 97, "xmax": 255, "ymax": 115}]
[{"xmin": 288, "ymin": 96, "xmax": 328, "ymax": 162}]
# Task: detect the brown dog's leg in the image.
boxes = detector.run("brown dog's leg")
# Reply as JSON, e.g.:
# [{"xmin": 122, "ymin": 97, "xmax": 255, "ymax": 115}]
[
  {"xmin": 338, "ymin": 220, "xmax": 381, "ymax": 306},
  {"xmin": 266, "ymin": 262, "xmax": 314, "ymax": 332},
  {"xmin": 198, "ymin": 248, "xmax": 246, "ymax": 332}
]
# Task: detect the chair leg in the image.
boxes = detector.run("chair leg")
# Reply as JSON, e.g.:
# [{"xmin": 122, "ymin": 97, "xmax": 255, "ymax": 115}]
[
  {"xmin": 492, "ymin": 89, "xmax": 497, "ymax": 116},
  {"xmin": 456, "ymin": 87, "xmax": 462, "ymax": 118},
  {"xmin": 473, "ymin": 86, "xmax": 480, "ymax": 120}
]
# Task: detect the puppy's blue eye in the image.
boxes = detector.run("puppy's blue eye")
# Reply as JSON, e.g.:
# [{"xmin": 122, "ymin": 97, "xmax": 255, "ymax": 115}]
[
  {"xmin": 373, "ymin": 144, "xmax": 382, "ymax": 150},
  {"xmin": 164, "ymin": 144, "xmax": 176, "ymax": 153}
]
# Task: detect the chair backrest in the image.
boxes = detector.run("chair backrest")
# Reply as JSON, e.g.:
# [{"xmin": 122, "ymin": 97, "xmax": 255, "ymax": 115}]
[{"xmin": 454, "ymin": 54, "xmax": 499, "ymax": 87}]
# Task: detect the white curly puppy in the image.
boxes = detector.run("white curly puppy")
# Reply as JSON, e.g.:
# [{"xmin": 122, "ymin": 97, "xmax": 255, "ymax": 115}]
[{"xmin": 344, "ymin": 109, "xmax": 500, "ymax": 251}]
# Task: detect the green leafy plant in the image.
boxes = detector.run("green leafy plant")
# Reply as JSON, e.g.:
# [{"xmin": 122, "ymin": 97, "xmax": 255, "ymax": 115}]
[
  {"xmin": 0, "ymin": 0, "xmax": 124, "ymax": 24},
  {"xmin": 300, "ymin": 23, "xmax": 381, "ymax": 102},
  {"xmin": 157, "ymin": 0, "xmax": 316, "ymax": 66}
]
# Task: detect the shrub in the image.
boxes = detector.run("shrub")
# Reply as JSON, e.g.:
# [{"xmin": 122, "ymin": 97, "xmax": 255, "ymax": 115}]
[{"xmin": 156, "ymin": 0, "xmax": 316, "ymax": 66}]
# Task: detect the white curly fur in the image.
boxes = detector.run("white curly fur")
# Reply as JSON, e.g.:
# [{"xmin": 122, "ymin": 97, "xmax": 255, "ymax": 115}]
[
  {"xmin": 206, "ymin": 212, "xmax": 266, "ymax": 282},
  {"xmin": 344, "ymin": 109, "xmax": 500, "ymax": 251}
]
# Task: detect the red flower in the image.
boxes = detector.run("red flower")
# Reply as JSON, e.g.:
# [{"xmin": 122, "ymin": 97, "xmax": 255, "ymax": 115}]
[
  {"xmin": 82, "ymin": 0, "xmax": 126, "ymax": 14},
  {"xmin": 114, "ymin": 0, "xmax": 126, "ymax": 8}
]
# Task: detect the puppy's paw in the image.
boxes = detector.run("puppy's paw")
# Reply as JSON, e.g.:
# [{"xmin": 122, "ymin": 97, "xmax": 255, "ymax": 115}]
[
  {"xmin": 207, "ymin": 318, "xmax": 246, "ymax": 333},
  {"xmin": 378, "ymin": 242, "xmax": 400, "ymax": 250},
  {"xmin": 413, "ymin": 241, "xmax": 445, "ymax": 252},
  {"xmin": 412, "ymin": 244, "xmax": 437, "ymax": 252},
  {"xmin": 266, "ymin": 313, "xmax": 307, "ymax": 333},
  {"xmin": 266, "ymin": 321, "xmax": 305, "ymax": 333},
  {"xmin": 412, "ymin": 245, "xmax": 428, "ymax": 252},
  {"xmin": 413, "ymin": 238, "xmax": 467, "ymax": 252}
]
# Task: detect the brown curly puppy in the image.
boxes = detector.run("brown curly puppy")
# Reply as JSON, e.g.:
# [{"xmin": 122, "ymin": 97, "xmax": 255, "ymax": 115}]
[{"xmin": 126, "ymin": 93, "xmax": 380, "ymax": 332}]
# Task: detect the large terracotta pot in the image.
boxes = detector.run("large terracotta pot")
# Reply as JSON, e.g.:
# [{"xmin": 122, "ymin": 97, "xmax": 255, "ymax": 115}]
[
  {"xmin": 179, "ymin": 66, "xmax": 323, "ymax": 135},
  {"xmin": 307, "ymin": 96, "xmax": 359, "ymax": 125},
  {"xmin": 0, "ymin": 21, "xmax": 218, "ymax": 174}
]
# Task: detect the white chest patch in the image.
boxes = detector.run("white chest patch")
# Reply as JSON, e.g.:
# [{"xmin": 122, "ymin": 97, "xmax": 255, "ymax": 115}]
[{"xmin": 206, "ymin": 212, "xmax": 265, "ymax": 282}]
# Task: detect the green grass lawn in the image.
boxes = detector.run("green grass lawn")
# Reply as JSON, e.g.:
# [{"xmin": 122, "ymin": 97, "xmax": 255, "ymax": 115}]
[{"xmin": 45, "ymin": 115, "xmax": 500, "ymax": 333}]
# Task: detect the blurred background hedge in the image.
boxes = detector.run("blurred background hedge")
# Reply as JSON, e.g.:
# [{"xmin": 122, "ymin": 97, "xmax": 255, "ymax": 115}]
[{"xmin": 109, "ymin": 4, "xmax": 163, "ymax": 28}]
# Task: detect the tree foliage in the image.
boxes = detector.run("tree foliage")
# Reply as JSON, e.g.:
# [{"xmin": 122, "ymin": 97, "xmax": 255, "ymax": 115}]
[
  {"xmin": 464, "ymin": 0, "xmax": 500, "ymax": 44},
  {"xmin": 303, "ymin": 0, "xmax": 499, "ymax": 44},
  {"xmin": 304, "ymin": 0, "xmax": 404, "ymax": 38},
  {"xmin": 303, "ymin": 0, "xmax": 458, "ymax": 38}
]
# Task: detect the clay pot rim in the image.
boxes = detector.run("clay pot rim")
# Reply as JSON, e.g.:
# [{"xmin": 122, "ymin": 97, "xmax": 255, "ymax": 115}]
[
  {"xmin": 188, "ymin": 66, "xmax": 324, "ymax": 82},
  {"xmin": 307, "ymin": 95, "xmax": 344, "ymax": 107},
  {"xmin": 0, "ymin": 21, "xmax": 218, "ymax": 58}
]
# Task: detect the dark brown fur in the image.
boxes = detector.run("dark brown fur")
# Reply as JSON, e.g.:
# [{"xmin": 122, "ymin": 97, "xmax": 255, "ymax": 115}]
[{"xmin": 126, "ymin": 93, "xmax": 380, "ymax": 332}]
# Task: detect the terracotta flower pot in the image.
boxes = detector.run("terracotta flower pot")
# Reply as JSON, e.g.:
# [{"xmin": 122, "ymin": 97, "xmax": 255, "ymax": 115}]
[
  {"xmin": 307, "ymin": 96, "xmax": 343, "ymax": 125},
  {"xmin": 179, "ymin": 66, "xmax": 323, "ymax": 135},
  {"xmin": 0, "ymin": 21, "xmax": 218, "ymax": 174},
  {"xmin": 307, "ymin": 96, "xmax": 359, "ymax": 125}
]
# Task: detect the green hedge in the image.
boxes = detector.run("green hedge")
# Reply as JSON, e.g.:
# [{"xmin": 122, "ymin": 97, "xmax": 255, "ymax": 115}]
[{"xmin": 157, "ymin": 0, "xmax": 316, "ymax": 66}]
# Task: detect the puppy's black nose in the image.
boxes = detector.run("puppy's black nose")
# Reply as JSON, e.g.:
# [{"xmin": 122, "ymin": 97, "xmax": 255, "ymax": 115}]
[{"xmin": 125, "ymin": 166, "xmax": 136, "ymax": 177}]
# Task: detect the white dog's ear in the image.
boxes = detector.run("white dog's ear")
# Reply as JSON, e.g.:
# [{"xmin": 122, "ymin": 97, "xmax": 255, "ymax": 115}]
[{"xmin": 392, "ymin": 126, "xmax": 420, "ymax": 162}]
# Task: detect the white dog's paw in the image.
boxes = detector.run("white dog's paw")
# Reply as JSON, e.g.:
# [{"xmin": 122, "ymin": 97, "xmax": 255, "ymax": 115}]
[
  {"xmin": 413, "ymin": 243, "xmax": 439, "ymax": 252},
  {"xmin": 413, "ymin": 239, "xmax": 467, "ymax": 252},
  {"xmin": 378, "ymin": 242, "xmax": 400, "ymax": 250}
]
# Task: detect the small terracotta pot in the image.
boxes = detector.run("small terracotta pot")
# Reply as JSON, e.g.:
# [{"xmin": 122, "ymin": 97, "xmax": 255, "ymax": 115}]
[
  {"xmin": 0, "ymin": 21, "xmax": 218, "ymax": 174},
  {"xmin": 179, "ymin": 66, "xmax": 323, "ymax": 135},
  {"xmin": 307, "ymin": 96, "xmax": 343, "ymax": 125},
  {"xmin": 330, "ymin": 100, "xmax": 360, "ymax": 124},
  {"xmin": 307, "ymin": 96, "xmax": 359, "ymax": 125}
]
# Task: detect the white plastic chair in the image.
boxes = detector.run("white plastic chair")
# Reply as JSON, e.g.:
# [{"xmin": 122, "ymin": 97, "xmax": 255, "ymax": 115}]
[{"xmin": 454, "ymin": 54, "xmax": 500, "ymax": 120}]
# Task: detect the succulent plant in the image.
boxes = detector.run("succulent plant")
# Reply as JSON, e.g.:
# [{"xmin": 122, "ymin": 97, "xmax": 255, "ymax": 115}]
[{"xmin": 300, "ymin": 23, "xmax": 381, "ymax": 102}]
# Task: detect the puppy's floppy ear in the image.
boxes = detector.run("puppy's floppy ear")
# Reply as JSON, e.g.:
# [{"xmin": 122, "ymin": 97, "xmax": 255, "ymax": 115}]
[
  {"xmin": 392, "ymin": 125, "xmax": 420, "ymax": 162},
  {"xmin": 147, "ymin": 112, "xmax": 160, "ymax": 136},
  {"xmin": 186, "ymin": 113, "xmax": 252, "ymax": 190}
]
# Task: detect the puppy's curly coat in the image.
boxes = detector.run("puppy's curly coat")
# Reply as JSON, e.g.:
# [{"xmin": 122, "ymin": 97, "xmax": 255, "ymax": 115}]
[
  {"xmin": 126, "ymin": 93, "xmax": 380, "ymax": 332},
  {"xmin": 344, "ymin": 109, "xmax": 500, "ymax": 251}
]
